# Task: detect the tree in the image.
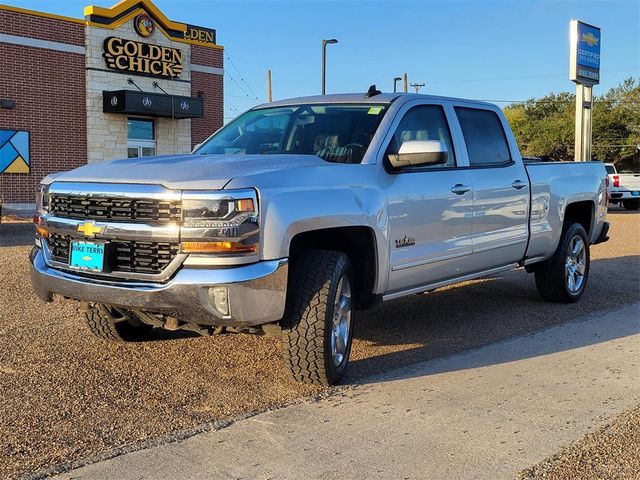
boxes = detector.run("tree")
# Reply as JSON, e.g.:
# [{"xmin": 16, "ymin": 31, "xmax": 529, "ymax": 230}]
[{"xmin": 504, "ymin": 78, "xmax": 640, "ymax": 167}]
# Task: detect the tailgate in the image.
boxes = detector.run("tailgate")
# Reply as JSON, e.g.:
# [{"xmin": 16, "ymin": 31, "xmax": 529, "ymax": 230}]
[{"xmin": 618, "ymin": 173, "xmax": 640, "ymax": 191}]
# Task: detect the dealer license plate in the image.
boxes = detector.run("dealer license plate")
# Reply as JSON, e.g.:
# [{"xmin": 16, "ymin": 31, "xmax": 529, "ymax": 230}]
[
  {"xmin": 69, "ymin": 241, "xmax": 105, "ymax": 272},
  {"xmin": 632, "ymin": 191, "xmax": 639, "ymax": 197}
]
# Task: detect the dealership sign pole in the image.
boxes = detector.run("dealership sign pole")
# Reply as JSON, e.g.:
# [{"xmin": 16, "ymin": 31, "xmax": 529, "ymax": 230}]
[{"xmin": 570, "ymin": 20, "xmax": 601, "ymax": 162}]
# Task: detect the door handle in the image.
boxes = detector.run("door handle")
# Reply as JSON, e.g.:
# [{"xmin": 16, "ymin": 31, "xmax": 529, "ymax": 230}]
[
  {"xmin": 512, "ymin": 180, "xmax": 528, "ymax": 190},
  {"xmin": 451, "ymin": 184, "xmax": 471, "ymax": 195}
]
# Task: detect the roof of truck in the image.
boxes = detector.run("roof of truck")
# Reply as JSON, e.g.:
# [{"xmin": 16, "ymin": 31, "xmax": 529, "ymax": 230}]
[{"xmin": 257, "ymin": 92, "xmax": 495, "ymax": 109}]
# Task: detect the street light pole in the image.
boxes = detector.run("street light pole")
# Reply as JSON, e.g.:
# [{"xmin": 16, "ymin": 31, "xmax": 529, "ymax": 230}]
[
  {"xmin": 321, "ymin": 38, "xmax": 338, "ymax": 95},
  {"xmin": 393, "ymin": 77, "xmax": 402, "ymax": 93}
]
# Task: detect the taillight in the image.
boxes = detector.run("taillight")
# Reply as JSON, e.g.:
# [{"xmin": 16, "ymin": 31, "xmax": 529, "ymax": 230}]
[
  {"xmin": 612, "ymin": 175, "xmax": 620, "ymax": 188},
  {"xmin": 605, "ymin": 175, "xmax": 610, "ymax": 207}
]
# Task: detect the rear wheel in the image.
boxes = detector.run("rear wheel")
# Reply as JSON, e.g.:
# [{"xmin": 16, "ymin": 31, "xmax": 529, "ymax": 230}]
[
  {"xmin": 281, "ymin": 250, "xmax": 354, "ymax": 386},
  {"xmin": 83, "ymin": 304, "xmax": 153, "ymax": 342},
  {"xmin": 622, "ymin": 199, "xmax": 640, "ymax": 210},
  {"xmin": 534, "ymin": 223, "xmax": 590, "ymax": 303}
]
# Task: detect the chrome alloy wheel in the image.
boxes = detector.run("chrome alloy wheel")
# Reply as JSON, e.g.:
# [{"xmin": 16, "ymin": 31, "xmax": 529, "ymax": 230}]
[
  {"xmin": 565, "ymin": 235, "xmax": 586, "ymax": 293},
  {"xmin": 330, "ymin": 274, "xmax": 352, "ymax": 367}
]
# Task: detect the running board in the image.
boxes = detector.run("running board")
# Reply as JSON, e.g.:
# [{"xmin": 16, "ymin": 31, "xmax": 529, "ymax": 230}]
[{"xmin": 383, "ymin": 263, "xmax": 519, "ymax": 301}]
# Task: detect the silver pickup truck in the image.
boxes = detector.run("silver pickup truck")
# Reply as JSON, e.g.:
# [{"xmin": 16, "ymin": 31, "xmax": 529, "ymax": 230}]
[{"xmin": 31, "ymin": 91, "xmax": 610, "ymax": 385}]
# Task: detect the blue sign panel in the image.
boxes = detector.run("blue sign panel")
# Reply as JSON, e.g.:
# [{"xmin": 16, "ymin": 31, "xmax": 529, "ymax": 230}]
[
  {"xmin": 0, "ymin": 130, "xmax": 30, "ymax": 174},
  {"xmin": 576, "ymin": 22, "xmax": 601, "ymax": 69}
]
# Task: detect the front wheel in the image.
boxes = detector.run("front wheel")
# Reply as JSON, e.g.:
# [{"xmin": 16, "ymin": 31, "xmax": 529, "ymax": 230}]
[
  {"xmin": 83, "ymin": 304, "xmax": 153, "ymax": 342},
  {"xmin": 281, "ymin": 250, "xmax": 354, "ymax": 386},
  {"xmin": 534, "ymin": 223, "xmax": 590, "ymax": 303}
]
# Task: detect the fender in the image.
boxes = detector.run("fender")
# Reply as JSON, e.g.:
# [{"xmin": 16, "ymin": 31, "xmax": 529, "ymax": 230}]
[{"xmin": 226, "ymin": 163, "xmax": 391, "ymax": 294}]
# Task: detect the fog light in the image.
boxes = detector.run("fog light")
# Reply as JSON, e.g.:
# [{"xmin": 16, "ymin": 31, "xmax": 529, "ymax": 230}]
[{"xmin": 209, "ymin": 287, "xmax": 230, "ymax": 317}]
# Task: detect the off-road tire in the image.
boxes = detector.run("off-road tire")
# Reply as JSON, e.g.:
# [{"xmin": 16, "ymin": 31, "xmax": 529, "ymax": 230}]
[
  {"xmin": 534, "ymin": 223, "xmax": 590, "ymax": 303},
  {"xmin": 622, "ymin": 199, "xmax": 640, "ymax": 210},
  {"xmin": 83, "ymin": 304, "xmax": 153, "ymax": 342},
  {"xmin": 281, "ymin": 250, "xmax": 353, "ymax": 386}
]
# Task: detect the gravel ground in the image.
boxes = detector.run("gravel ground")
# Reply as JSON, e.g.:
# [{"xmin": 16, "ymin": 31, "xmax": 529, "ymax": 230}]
[
  {"xmin": 520, "ymin": 406, "xmax": 640, "ymax": 480},
  {"xmin": 0, "ymin": 209, "xmax": 638, "ymax": 479}
]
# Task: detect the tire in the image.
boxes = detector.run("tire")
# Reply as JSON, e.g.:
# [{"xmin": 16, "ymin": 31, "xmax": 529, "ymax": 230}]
[
  {"xmin": 534, "ymin": 223, "xmax": 590, "ymax": 303},
  {"xmin": 281, "ymin": 250, "xmax": 354, "ymax": 386},
  {"xmin": 622, "ymin": 199, "xmax": 640, "ymax": 210},
  {"xmin": 83, "ymin": 304, "xmax": 153, "ymax": 342}
]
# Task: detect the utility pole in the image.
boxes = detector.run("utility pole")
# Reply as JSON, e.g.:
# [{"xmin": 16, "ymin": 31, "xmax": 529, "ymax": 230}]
[
  {"xmin": 410, "ymin": 82, "xmax": 425, "ymax": 93},
  {"xmin": 266, "ymin": 69, "xmax": 272, "ymax": 102},
  {"xmin": 403, "ymin": 73, "xmax": 408, "ymax": 93}
]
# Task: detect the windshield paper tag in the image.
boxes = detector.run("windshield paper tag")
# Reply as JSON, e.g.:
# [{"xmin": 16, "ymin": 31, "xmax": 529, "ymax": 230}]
[{"xmin": 367, "ymin": 106, "xmax": 383, "ymax": 115}]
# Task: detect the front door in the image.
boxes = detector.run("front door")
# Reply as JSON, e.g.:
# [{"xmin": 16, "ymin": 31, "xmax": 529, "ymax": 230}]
[{"xmin": 385, "ymin": 103, "xmax": 475, "ymax": 293}]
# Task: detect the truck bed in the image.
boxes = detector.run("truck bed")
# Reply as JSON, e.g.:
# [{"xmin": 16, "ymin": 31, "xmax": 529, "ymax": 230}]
[{"xmin": 523, "ymin": 160, "xmax": 607, "ymax": 264}]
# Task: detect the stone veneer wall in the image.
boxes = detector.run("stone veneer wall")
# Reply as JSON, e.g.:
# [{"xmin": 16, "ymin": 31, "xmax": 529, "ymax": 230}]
[{"xmin": 84, "ymin": 20, "xmax": 192, "ymax": 163}]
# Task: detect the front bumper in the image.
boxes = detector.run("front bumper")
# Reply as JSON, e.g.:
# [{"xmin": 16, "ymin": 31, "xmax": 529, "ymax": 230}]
[{"xmin": 30, "ymin": 247, "xmax": 288, "ymax": 327}]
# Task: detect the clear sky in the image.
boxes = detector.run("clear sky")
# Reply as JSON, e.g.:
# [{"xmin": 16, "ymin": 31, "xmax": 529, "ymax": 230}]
[{"xmin": 7, "ymin": 0, "xmax": 640, "ymax": 120}]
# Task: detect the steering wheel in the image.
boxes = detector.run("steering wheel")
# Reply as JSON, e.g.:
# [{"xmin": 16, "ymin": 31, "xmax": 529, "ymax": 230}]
[{"xmin": 342, "ymin": 143, "xmax": 363, "ymax": 150}]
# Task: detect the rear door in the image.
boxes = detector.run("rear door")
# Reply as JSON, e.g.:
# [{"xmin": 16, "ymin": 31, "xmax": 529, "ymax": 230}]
[
  {"xmin": 452, "ymin": 105, "xmax": 530, "ymax": 272},
  {"xmin": 383, "ymin": 100, "xmax": 475, "ymax": 293}
]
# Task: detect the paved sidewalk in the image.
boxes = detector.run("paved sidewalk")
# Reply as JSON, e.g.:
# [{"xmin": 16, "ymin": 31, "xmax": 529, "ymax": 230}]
[{"xmin": 61, "ymin": 304, "xmax": 640, "ymax": 480}]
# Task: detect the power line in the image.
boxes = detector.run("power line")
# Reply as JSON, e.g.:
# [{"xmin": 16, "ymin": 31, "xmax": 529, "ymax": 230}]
[
  {"xmin": 489, "ymin": 99, "xmax": 640, "ymax": 104},
  {"xmin": 225, "ymin": 52, "xmax": 262, "ymax": 101},
  {"xmin": 427, "ymin": 66, "xmax": 639, "ymax": 84},
  {"xmin": 224, "ymin": 70, "xmax": 260, "ymax": 104}
]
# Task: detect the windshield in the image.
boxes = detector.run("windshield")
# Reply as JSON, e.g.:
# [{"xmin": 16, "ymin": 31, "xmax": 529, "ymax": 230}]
[{"xmin": 196, "ymin": 103, "xmax": 388, "ymax": 164}]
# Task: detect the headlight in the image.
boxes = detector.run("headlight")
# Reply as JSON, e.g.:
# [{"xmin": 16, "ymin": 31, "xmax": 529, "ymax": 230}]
[
  {"xmin": 180, "ymin": 189, "xmax": 259, "ymax": 255},
  {"xmin": 36, "ymin": 184, "xmax": 49, "ymax": 214},
  {"xmin": 34, "ymin": 184, "xmax": 50, "ymax": 239}
]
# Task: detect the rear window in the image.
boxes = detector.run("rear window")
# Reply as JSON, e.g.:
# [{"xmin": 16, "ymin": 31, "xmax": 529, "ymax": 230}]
[
  {"xmin": 455, "ymin": 107, "xmax": 512, "ymax": 167},
  {"xmin": 605, "ymin": 165, "xmax": 616, "ymax": 174}
]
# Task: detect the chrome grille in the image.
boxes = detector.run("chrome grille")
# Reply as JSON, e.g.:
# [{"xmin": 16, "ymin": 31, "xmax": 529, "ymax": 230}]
[
  {"xmin": 49, "ymin": 195, "xmax": 181, "ymax": 224},
  {"xmin": 48, "ymin": 233, "xmax": 179, "ymax": 275}
]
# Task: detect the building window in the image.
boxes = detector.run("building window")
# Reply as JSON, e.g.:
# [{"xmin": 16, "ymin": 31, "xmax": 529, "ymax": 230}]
[{"xmin": 127, "ymin": 118, "xmax": 156, "ymax": 158}]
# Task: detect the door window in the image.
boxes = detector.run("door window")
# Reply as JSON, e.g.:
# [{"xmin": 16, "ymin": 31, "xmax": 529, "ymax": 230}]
[
  {"xmin": 127, "ymin": 118, "xmax": 156, "ymax": 158},
  {"xmin": 455, "ymin": 107, "xmax": 512, "ymax": 166},
  {"xmin": 387, "ymin": 105, "xmax": 456, "ymax": 168}
]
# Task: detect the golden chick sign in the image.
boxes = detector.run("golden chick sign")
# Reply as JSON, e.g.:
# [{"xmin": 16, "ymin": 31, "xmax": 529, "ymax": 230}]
[{"xmin": 103, "ymin": 36, "xmax": 184, "ymax": 78}]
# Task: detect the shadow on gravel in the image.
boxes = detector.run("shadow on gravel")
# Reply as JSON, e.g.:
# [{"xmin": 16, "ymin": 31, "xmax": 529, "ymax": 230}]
[
  {"xmin": 347, "ymin": 255, "xmax": 640, "ymax": 383},
  {"xmin": 0, "ymin": 222, "xmax": 33, "ymax": 247}
]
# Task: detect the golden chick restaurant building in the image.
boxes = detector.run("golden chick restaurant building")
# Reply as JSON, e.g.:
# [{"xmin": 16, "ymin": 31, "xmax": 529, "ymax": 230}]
[{"xmin": 0, "ymin": 0, "xmax": 223, "ymax": 207}]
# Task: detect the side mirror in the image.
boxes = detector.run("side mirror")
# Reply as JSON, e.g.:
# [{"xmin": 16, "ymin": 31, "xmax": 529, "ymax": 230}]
[{"xmin": 388, "ymin": 140, "xmax": 448, "ymax": 168}]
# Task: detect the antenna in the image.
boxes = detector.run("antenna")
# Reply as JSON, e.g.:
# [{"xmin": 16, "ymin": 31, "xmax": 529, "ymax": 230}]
[{"xmin": 365, "ymin": 84, "xmax": 382, "ymax": 98}]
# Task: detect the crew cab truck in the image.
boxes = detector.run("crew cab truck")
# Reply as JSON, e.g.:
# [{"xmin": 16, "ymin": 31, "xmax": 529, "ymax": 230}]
[{"xmin": 30, "ymin": 92, "xmax": 610, "ymax": 385}]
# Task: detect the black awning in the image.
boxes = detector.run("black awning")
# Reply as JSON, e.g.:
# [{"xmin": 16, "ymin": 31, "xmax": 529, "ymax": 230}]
[{"xmin": 102, "ymin": 90, "xmax": 203, "ymax": 119}]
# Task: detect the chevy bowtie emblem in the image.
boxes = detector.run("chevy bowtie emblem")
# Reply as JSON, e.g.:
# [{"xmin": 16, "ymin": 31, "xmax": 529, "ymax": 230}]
[{"xmin": 77, "ymin": 221, "xmax": 104, "ymax": 237}]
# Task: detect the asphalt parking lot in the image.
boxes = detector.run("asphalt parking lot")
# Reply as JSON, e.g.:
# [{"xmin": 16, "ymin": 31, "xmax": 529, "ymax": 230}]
[{"xmin": 0, "ymin": 209, "xmax": 638, "ymax": 479}]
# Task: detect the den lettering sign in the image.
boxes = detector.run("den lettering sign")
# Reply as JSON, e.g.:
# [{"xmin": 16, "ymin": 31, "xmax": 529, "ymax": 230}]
[
  {"xmin": 184, "ymin": 25, "xmax": 217, "ymax": 45},
  {"xmin": 103, "ymin": 37, "xmax": 184, "ymax": 78}
]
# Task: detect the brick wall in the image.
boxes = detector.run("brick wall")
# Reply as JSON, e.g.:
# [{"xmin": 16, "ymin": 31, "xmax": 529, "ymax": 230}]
[
  {"xmin": 0, "ymin": 9, "xmax": 84, "ymax": 46},
  {"xmin": 190, "ymin": 45, "xmax": 224, "ymax": 148},
  {"xmin": 0, "ymin": 10, "xmax": 86, "ymax": 204},
  {"xmin": 191, "ymin": 44, "xmax": 223, "ymax": 69}
]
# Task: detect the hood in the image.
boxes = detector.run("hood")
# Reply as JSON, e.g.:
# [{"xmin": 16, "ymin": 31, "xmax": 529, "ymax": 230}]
[{"xmin": 47, "ymin": 154, "xmax": 329, "ymax": 190}]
